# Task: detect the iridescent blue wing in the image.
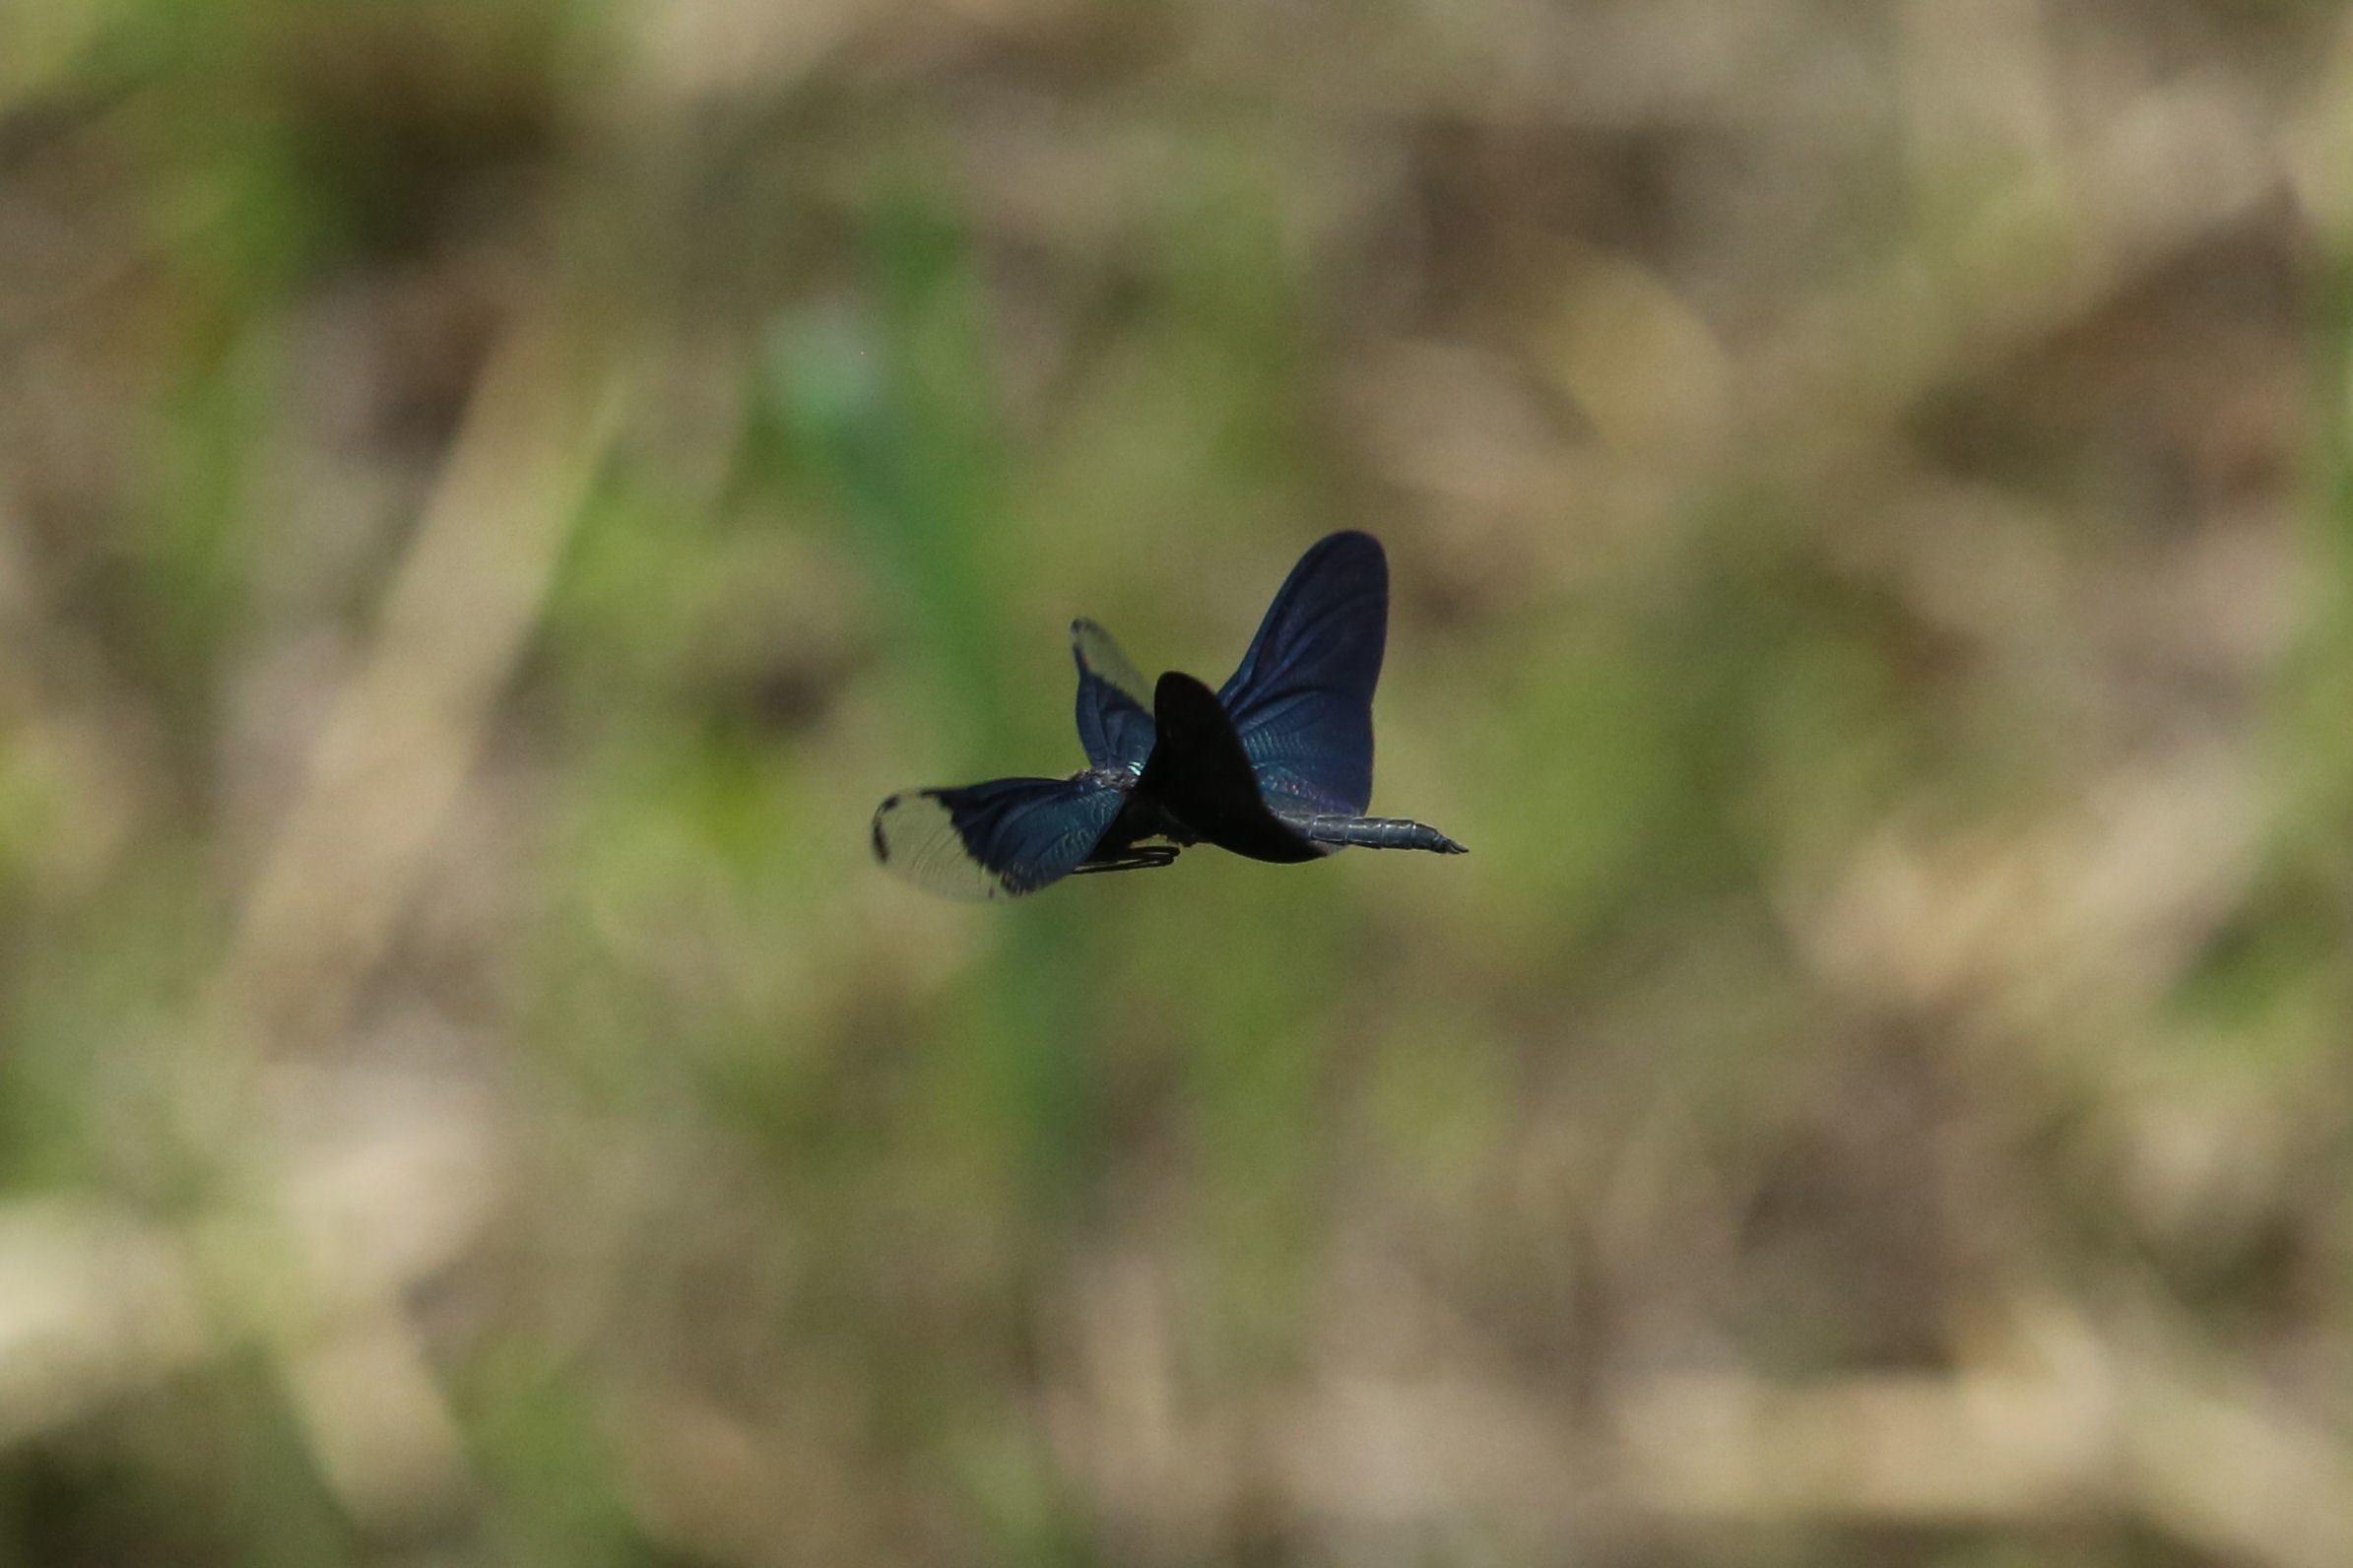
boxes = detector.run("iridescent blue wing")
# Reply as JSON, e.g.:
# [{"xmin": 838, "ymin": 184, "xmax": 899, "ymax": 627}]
[
  {"xmin": 872, "ymin": 775, "xmax": 1126, "ymax": 900},
  {"xmin": 1214, "ymin": 531, "xmax": 1387, "ymax": 817},
  {"xmin": 1072, "ymin": 619, "xmax": 1155, "ymax": 772}
]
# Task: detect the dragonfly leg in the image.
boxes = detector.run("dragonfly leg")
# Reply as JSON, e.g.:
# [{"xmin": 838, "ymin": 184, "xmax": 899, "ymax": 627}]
[{"xmin": 1072, "ymin": 845, "xmax": 1182, "ymax": 876}]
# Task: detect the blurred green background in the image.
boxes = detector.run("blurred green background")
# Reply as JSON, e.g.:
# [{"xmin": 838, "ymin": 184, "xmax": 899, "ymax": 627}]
[{"xmin": 0, "ymin": 0, "xmax": 2350, "ymax": 1563}]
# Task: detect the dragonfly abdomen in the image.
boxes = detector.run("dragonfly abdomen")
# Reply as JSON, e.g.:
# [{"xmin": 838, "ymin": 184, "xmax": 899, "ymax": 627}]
[{"xmin": 1285, "ymin": 814, "xmax": 1468, "ymax": 854}]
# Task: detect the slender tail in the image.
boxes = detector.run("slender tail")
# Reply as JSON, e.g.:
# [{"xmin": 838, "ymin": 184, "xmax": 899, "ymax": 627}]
[{"xmin": 1285, "ymin": 814, "xmax": 1468, "ymax": 854}]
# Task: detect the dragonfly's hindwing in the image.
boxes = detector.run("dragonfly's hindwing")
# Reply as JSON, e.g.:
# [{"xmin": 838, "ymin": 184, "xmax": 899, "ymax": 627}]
[
  {"xmin": 1144, "ymin": 672, "xmax": 1323, "ymax": 865},
  {"xmin": 1215, "ymin": 531, "xmax": 1387, "ymax": 817}
]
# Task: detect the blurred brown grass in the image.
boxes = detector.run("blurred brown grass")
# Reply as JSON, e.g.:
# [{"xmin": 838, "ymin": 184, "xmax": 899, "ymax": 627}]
[{"xmin": 0, "ymin": 0, "xmax": 2350, "ymax": 1564}]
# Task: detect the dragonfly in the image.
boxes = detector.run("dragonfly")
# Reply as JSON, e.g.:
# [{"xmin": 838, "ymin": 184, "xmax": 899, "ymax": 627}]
[{"xmin": 872, "ymin": 530, "xmax": 1468, "ymax": 899}]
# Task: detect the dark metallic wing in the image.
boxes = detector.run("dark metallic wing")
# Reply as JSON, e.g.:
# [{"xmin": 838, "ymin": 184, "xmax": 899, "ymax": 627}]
[
  {"xmin": 1072, "ymin": 619, "xmax": 1155, "ymax": 772},
  {"xmin": 1144, "ymin": 673, "xmax": 1323, "ymax": 864},
  {"xmin": 1214, "ymin": 531, "xmax": 1387, "ymax": 817},
  {"xmin": 872, "ymin": 775, "xmax": 1126, "ymax": 900}
]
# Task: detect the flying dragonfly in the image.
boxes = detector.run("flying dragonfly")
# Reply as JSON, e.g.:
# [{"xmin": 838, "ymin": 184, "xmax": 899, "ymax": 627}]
[{"xmin": 872, "ymin": 530, "xmax": 1468, "ymax": 899}]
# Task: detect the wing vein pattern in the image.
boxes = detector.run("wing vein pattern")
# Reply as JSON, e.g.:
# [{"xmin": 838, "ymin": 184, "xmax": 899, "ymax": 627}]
[{"xmin": 1216, "ymin": 530, "xmax": 1387, "ymax": 817}]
